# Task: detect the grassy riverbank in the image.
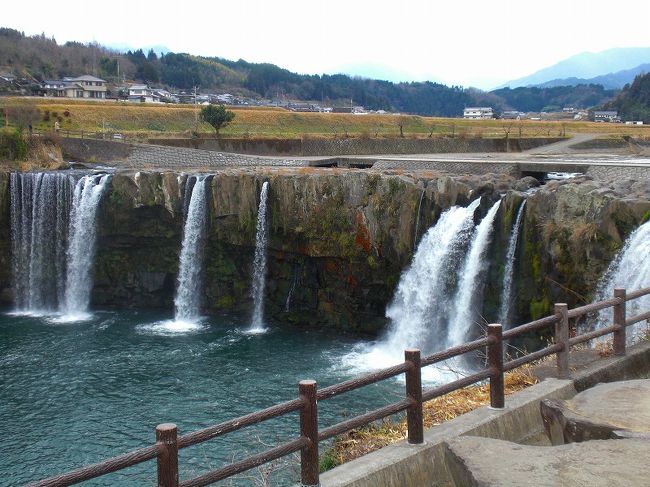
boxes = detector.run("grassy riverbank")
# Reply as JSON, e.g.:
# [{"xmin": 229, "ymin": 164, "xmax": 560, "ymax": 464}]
[{"xmin": 2, "ymin": 97, "xmax": 649, "ymax": 140}]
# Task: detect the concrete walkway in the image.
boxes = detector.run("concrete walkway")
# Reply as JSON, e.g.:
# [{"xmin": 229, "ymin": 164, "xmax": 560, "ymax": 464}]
[{"xmin": 444, "ymin": 436, "xmax": 650, "ymax": 487}]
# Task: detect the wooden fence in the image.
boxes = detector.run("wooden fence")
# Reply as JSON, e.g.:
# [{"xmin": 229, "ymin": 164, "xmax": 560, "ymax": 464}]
[{"xmin": 26, "ymin": 286, "xmax": 650, "ymax": 487}]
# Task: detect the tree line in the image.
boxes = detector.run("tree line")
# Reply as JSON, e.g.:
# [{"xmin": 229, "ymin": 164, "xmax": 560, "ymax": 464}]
[{"xmin": 0, "ymin": 28, "xmax": 621, "ymax": 116}]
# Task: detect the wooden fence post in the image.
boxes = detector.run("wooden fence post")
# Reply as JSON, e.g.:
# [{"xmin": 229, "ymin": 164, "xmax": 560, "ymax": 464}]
[
  {"xmin": 299, "ymin": 380, "xmax": 319, "ymax": 486},
  {"xmin": 613, "ymin": 288, "xmax": 626, "ymax": 356},
  {"xmin": 405, "ymin": 349, "xmax": 423, "ymax": 444},
  {"xmin": 555, "ymin": 303, "xmax": 570, "ymax": 379},
  {"xmin": 487, "ymin": 324, "xmax": 504, "ymax": 409},
  {"xmin": 156, "ymin": 423, "xmax": 178, "ymax": 487}
]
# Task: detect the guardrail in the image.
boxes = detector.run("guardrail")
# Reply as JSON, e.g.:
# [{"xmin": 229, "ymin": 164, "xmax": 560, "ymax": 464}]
[
  {"xmin": 26, "ymin": 286, "xmax": 650, "ymax": 487},
  {"xmin": 29, "ymin": 127, "xmax": 125, "ymax": 141}
]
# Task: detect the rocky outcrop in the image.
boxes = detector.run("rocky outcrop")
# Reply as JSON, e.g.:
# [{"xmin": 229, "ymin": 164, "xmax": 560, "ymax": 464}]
[
  {"xmin": 92, "ymin": 169, "xmax": 505, "ymax": 331},
  {"xmin": 515, "ymin": 176, "xmax": 650, "ymax": 327},
  {"xmin": 2, "ymin": 168, "xmax": 649, "ymax": 333}
]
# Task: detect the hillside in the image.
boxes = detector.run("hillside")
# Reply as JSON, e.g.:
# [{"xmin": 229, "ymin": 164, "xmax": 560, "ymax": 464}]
[
  {"xmin": 500, "ymin": 47, "xmax": 650, "ymax": 88},
  {"xmin": 0, "ymin": 27, "xmax": 621, "ymax": 116},
  {"xmin": 604, "ymin": 72, "xmax": 650, "ymax": 123},
  {"xmin": 492, "ymin": 85, "xmax": 617, "ymax": 112},
  {"xmin": 535, "ymin": 63, "xmax": 650, "ymax": 90}
]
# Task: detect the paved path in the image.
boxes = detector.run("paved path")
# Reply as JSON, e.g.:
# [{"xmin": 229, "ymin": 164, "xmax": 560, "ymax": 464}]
[{"xmin": 98, "ymin": 136, "xmax": 650, "ymax": 181}]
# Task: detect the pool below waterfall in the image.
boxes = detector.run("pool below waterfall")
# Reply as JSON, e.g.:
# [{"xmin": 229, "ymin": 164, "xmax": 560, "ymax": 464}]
[{"xmin": 1, "ymin": 310, "xmax": 402, "ymax": 486}]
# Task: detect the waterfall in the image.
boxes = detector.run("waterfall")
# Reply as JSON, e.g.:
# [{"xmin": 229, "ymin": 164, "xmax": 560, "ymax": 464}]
[
  {"xmin": 446, "ymin": 199, "xmax": 502, "ymax": 347},
  {"xmin": 342, "ymin": 199, "xmax": 481, "ymax": 377},
  {"xmin": 413, "ymin": 188, "xmax": 425, "ymax": 250},
  {"xmin": 592, "ymin": 219, "xmax": 650, "ymax": 339},
  {"xmin": 173, "ymin": 176, "xmax": 210, "ymax": 324},
  {"xmin": 59, "ymin": 174, "xmax": 111, "ymax": 321},
  {"xmin": 9, "ymin": 172, "xmax": 108, "ymax": 319},
  {"xmin": 285, "ymin": 264, "xmax": 299, "ymax": 312},
  {"xmin": 249, "ymin": 181, "xmax": 270, "ymax": 333},
  {"xmin": 497, "ymin": 199, "xmax": 527, "ymax": 328},
  {"xmin": 10, "ymin": 173, "xmax": 74, "ymax": 314}
]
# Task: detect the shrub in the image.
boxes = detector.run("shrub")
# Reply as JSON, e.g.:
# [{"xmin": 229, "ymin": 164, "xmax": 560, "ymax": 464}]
[{"xmin": 0, "ymin": 127, "xmax": 28, "ymax": 160}]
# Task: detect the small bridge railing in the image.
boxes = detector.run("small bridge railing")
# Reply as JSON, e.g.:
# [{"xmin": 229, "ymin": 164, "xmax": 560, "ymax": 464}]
[{"xmin": 26, "ymin": 286, "xmax": 650, "ymax": 487}]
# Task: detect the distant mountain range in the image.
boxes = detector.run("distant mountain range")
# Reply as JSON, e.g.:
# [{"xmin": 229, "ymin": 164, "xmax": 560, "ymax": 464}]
[
  {"xmin": 500, "ymin": 47, "xmax": 650, "ymax": 89},
  {"xmin": 535, "ymin": 63, "xmax": 650, "ymax": 89},
  {"xmin": 0, "ymin": 27, "xmax": 638, "ymax": 116}
]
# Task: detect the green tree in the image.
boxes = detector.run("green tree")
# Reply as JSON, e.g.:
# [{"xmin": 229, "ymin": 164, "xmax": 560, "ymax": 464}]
[{"xmin": 200, "ymin": 104, "xmax": 235, "ymax": 136}]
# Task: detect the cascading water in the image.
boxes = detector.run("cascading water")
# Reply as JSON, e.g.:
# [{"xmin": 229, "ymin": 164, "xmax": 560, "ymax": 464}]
[
  {"xmin": 10, "ymin": 172, "xmax": 108, "ymax": 319},
  {"xmin": 343, "ymin": 199, "xmax": 481, "ymax": 379},
  {"xmin": 446, "ymin": 199, "xmax": 502, "ymax": 347},
  {"xmin": 497, "ymin": 199, "xmax": 527, "ymax": 328},
  {"xmin": 59, "ymin": 174, "xmax": 111, "ymax": 321},
  {"xmin": 285, "ymin": 264, "xmax": 299, "ymax": 312},
  {"xmin": 591, "ymin": 219, "xmax": 650, "ymax": 339},
  {"xmin": 249, "ymin": 181, "xmax": 270, "ymax": 333},
  {"xmin": 413, "ymin": 188, "xmax": 425, "ymax": 250},
  {"xmin": 10, "ymin": 173, "xmax": 74, "ymax": 313},
  {"xmin": 172, "ymin": 176, "xmax": 210, "ymax": 325}
]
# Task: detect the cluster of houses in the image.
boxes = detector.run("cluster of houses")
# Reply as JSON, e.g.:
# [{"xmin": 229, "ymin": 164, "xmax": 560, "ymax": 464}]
[
  {"xmin": 462, "ymin": 106, "xmax": 639, "ymax": 124},
  {"xmin": 2, "ymin": 72, "xmax": 643, "ymax": 124}
]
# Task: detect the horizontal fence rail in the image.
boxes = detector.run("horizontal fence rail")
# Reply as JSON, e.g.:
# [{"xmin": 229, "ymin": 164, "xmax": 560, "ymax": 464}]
[{"xmin": 26, "ymin": 286, "xmax": 650, "ymax": 487}]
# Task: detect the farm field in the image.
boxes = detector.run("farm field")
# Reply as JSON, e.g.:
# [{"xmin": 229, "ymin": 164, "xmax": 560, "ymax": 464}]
[{"xmin": 1, "ymin": 97, "xmax": 648, "ymax": 140}]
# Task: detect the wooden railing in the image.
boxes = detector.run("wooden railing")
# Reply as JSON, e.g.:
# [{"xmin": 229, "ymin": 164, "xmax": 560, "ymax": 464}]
[
  {"xmin": 29, "ymin": 127, "xmax": 126, "ymax": 141},
  {"xmin": 26, "ymin": 286, "xmax": 650, "ymax": 487}
]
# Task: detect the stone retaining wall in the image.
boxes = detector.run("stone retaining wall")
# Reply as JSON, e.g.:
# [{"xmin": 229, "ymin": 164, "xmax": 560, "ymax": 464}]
[{"xmin": 148, "ymin": 137, "xmax": 564, "ymax": 157}]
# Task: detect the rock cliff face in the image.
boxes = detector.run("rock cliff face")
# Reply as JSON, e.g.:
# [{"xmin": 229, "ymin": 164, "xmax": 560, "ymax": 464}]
[
  {"xmin": 91, "ymin": 169, "xmax": 507, "ymax": 332},
  {"xmin": 1, "ymin": 168, "xmax": 649, "ymax": 334}
]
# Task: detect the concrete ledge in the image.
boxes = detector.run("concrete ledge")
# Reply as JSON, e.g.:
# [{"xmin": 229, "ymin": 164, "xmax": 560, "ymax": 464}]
[
  {"xmin": 319, "ymin": 379, "xmax": 575, "ymax": 487},
  {"xmin": 319, "ymin": 341, "xmax": 650, "ymax": 487}
]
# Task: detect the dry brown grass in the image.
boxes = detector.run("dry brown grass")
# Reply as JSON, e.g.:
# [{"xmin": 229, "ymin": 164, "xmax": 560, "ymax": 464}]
[
  {"xmin": 2, "ymin": 97, "xmax": 650, "ymax": 139},
  {"xmin": 323, "ymin": 368, "xmax": 538, "ymax": 468}
]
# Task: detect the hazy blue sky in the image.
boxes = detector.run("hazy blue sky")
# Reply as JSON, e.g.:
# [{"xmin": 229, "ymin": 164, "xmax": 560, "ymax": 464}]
[{"xmin": 4, "ymin": 0, "xmax": 650, "ymax": 88}]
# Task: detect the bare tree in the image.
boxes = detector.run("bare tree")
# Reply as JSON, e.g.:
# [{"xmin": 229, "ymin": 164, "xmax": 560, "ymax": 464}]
[
  {"xmin": 501, "ymin": 121, "xmax": 514, "ymax": 152},
  {"xmin": 396, "ymin": 115, "xmax": 409, "ymax": 138},
  {"xmin": 5, "ymin": 105, "xmax": 41, "ymax": 132}
]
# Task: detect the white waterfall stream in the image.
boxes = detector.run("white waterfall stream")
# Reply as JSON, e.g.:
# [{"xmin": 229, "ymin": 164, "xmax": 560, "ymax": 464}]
[
  {"xmin": 446, "ymin": 199, "xmax": 502, "ymax": 347},
  {"xmin": 249, "ymin": 181, "xmax": 270, "ymax": 333},
  {"xmin": 497, "ymin": 199, "xmax": 527, "ymax": 328},
  {"xmin": 173, "ymin": 176, "xmax": 210, "ymax": 324}
]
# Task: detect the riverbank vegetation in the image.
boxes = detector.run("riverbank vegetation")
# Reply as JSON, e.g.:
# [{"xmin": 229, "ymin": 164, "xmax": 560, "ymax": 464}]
[
  {"xmin": 2, "ymin": 97, "xmax": 649, "ymax": 140},
  {"xmin": 319, "ymin": 368, "xmax": 538, "ymax": 471}
]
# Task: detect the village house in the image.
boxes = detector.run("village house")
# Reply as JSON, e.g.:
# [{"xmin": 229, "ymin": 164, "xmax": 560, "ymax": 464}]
[
  {"xmin": 128, "ymin": 84, "xmax": 156, "ymax": 102},
  {"xmin": 593, "ymin": 110, "xmax": 621, "ymax": 123},
  {"xmin": 40, "ymin": 75, "xmax": 107, "ymax": 99},
  {"xmin": 463, "ymin": 107, "xmax": 494, "ymax": 119}
]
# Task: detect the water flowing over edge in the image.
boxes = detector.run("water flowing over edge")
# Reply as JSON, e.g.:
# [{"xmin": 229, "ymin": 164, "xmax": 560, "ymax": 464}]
[
  {"xmin": 497, "ymin": 199, "xmax": 527, "ymax": 328},
  {"xmin": 342, "ymin": 198, "xmax": 482, "ymax": 383},
  {"xmin": 57, "ymin": 174, "xmax": 111, "ymax": 322},
  {"xmin": 9, "ymin": 172, "xmax": 109, "ymax": 322},
  {"xmin": 248, "ymin": 181, "xmax": 270, "ymax": 334},
  {"xmin": 592, "ymin": 219, "xmax": 650, "ymax": 340},
  {"xmin": 171, "ymin": 175, "xmax": 210, "ymax": 329},
  {"xmin": 446, "ymin": 198, "xmax": 502, "ymax": 347}
]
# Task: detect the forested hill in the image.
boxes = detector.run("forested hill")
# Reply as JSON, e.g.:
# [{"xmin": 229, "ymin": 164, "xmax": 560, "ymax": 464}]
[
  {"xmin": 0, "ymin": 27, "xmax": 618, "ymax": 116},
  {"xmin": 604, "ymin": 73, "xmax": 650, "ymax": 123}
]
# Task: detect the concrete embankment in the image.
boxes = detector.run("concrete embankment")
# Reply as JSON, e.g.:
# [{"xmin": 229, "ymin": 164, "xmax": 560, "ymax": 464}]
[{"xmin": 317, "ymin": 341, "xmax": 650, "ymax": 487}]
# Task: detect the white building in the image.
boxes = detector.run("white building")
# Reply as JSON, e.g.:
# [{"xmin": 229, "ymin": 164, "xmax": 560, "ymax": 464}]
[
  {"xmin": 128, "ymin": 84, "xmax": 157, "ymax": 102},
  {"xmin": 41, "ymin": 75, "xmax": 107, "ymax": 99},
  {"xmin": 593, "ymin": 111, "xmax": 621, "ymax": 123},
  {"xmin": 463, "ymin": 107, "xmax": 494, "ymax": 119}
]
